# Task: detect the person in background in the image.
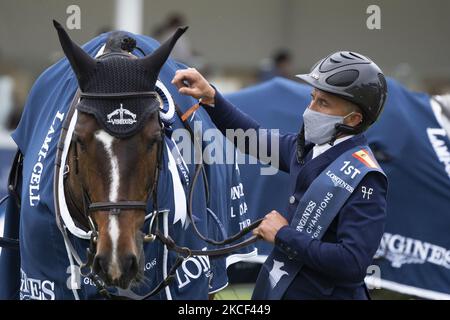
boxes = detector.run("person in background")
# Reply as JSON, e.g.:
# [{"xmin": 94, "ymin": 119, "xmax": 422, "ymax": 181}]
[
  {"xmin": 259, "ymin": 49, "xmax": 294, "ymax": 82},
  {"xmin": 153, "ymin": 13, "xmax": 195, "ymax": 66}
]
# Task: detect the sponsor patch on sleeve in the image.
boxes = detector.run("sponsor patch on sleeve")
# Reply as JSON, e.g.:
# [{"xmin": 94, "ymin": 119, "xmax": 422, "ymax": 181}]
[{"xmin": 352, "ymin": 149, "xmax": 380, "ymax": 169}]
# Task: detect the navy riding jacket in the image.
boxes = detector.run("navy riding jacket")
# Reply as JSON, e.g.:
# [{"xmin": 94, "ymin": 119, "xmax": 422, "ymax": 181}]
[{"xmin": 204, "ymin": 91, "xmax": 388, "ymax": 300}]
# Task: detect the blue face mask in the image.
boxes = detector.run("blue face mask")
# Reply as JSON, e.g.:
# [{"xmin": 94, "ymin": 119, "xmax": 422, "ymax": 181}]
[{"xmin": 303, "ymin": 108, "xmax": 354, "ymax": 145}]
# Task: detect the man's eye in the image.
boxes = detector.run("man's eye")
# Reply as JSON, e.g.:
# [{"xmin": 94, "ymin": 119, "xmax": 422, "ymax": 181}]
[{"xmin": 319, "ymin": 99, "xmax": 327, "ymax": 106}]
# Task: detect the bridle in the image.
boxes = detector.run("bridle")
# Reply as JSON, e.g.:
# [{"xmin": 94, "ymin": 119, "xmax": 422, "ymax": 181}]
[
  {"xmin": 59, "ymin": 89, "xmax": 167, "ymax": 299},
  {"xmin": 59, "ymin": 50, "xmax": 167, "ymax": 250},
  {"xmin": 57, "ymin": 90, "xmax": 263, "ymax": 299}
]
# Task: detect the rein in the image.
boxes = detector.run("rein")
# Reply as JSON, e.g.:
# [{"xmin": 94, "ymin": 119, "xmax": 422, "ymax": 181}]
[{"xmin": 172, "ymin": 104, "xmax": 263, "ymax": 250}]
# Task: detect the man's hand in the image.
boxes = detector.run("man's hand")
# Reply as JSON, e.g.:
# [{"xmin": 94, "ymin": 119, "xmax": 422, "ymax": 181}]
[
  {"xmin": 171, "ymin": 68, "xmax": 216, "ymax": 105},
  {"xmin": 253, "ymin": 210, "xmax": 289, "ymax": 243}
]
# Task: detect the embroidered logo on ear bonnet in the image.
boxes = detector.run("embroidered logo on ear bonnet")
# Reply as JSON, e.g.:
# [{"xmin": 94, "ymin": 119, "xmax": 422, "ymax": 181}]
[{"xmin": 107, "ymin": 104, "xmax": 136, "ymax": 125}]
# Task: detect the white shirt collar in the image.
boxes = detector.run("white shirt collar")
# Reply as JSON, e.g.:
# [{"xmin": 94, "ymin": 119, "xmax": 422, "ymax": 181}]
[{"xmin": 312, "ymin": 135, "xmax": 354, "ymax": 159}]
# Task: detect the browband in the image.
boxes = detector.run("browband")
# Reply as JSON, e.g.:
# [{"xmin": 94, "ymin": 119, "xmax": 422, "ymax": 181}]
[{"xmin": 80, "ymin": 91, "xmax": 158, "ymax": 99}]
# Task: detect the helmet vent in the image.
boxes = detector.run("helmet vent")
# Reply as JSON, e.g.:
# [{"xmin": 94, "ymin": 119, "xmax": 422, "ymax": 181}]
[
  {"xmin": 340, "ymin": 52, "xmax": 355, "ymax": 60},
  {"xmin": 330, "ymin": 57, "xmax": 341, "ymax": 63},
  {"xmin": 349, "ymin": 52, "xmax": 364, "ymax": 60},
  {"xmin": 326, "ymin": 70, "xmax": 359, "ymax": 87}
]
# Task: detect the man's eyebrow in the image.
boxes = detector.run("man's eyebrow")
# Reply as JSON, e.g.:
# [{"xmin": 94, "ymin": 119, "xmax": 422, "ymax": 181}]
[{"xmin": 311, "ymin": 90, "xmax": 330, "ymax": 104}]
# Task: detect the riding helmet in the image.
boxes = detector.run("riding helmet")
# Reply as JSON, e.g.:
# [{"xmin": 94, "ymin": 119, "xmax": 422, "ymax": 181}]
[{"xmin": 296, "ymin": 51, "xmax": 387, "ymax": 125}]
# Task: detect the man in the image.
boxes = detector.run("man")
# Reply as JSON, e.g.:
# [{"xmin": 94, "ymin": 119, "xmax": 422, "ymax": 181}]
[{"xmin": 172, "ymin": 51, "xmax": 388, "ymax": 300}]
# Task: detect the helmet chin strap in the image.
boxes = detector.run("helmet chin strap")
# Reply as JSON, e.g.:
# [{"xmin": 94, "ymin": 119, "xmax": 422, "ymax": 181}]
[
  {"xmin": 329, "ymin": 123, "xmax": 360, "ymax": 146},
  {"xmin": 296, "ymin": 125, "xmax": 306, "ymax": 164},
  {"xmin": 329, "ymin": 112, "xmax": 363, "ymax": 146},
  {"xmin": 297, "ymin": 122, "xmax": 358, "ymax": 163}
]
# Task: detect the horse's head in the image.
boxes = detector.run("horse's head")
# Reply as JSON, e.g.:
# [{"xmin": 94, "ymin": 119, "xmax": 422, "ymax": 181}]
[{"xmin": 54, "ymin": 21, "xmax": 186, "ymax": 288}]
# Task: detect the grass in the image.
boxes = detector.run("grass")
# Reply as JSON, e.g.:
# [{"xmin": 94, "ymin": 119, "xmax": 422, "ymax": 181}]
[
  {"xmin": 214, "ymin": 283, "xmax": 254, "ymax": 300},
  {"xmin": 215, "ymin": 283, "xmax": 415, "ymax": 300}
]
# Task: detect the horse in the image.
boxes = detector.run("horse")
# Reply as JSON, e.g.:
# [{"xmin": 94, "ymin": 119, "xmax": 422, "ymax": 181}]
[
  {"xmin": 50, "ymin": 20, "xmax": 195, "ymax": 293},
  {"xmin": 0, "ymin": 21, "xmax": 260, "ymax": 300}
]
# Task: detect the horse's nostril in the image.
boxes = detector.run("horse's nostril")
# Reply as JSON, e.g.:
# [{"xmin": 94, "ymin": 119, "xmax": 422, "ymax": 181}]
[
  {"xmin": 121, "ymin": 254, "xmax": 138, "ymax": 276},
  {"xmin": 93, "ymin": 254, "xmax": 109, "ymax": 275}
]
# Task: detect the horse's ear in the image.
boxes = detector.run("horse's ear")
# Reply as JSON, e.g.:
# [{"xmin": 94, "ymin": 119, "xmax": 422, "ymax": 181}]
[
  {"xmin": 141, "ymin": 26, "xmax": 188, "ymax": 79},
  {"xmin": 53, "ymin": 20, "xmax": 96, "ymax": 85}
]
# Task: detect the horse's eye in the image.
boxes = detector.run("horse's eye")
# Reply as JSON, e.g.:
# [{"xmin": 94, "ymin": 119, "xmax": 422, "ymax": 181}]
[
  {"xmin": 73, "ymin": 135, "xmax": 87, "ymax": 150},
  {"xmin": 147, "ymin": 133, "xmax": 162, "ymax": 151},
  {"xmin": 147, "ymin": 140, "xmax": 156, "ymax": 151}
]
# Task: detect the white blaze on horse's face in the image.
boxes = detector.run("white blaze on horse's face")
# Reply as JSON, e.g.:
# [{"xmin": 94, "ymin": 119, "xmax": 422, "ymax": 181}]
[
  {"xmin": 95, "ymin": 130, "xmax": 120, "ymax": 202},
  {"xmin": 94, "ymin": 130, "xmax": 122, "ymax": 279},
  {"xmin": 107, "ymin": 215, "xmax": 121, "ymax": 280}
]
